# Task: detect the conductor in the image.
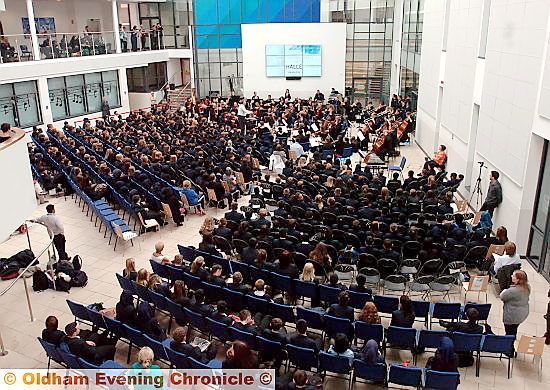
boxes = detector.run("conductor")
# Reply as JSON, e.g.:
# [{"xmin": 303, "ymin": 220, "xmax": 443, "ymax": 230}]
[{"xmin": 237, "ymin": 98, "xmax": 252, "ymax": 132}]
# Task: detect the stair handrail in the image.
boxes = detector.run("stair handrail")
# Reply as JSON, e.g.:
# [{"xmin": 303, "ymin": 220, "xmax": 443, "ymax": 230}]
[{"xmin": 168, "ymin": 82, "xmax": 193, "ymax": 106}]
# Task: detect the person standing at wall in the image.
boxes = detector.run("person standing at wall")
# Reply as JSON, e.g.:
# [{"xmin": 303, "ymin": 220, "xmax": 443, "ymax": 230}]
[
  {"xmin": 101, "ymin": 97, "xmax": 110, "ymax": 119},
  {"xmin": 130, "ymin": 26, "xmax": 138, "ymax": 52},
  {"xmin": 480, "ymin": 170, "xmax": 503, "ymax": 217},
  {"xmin": 139, "ymin": 26, "xmax": 147, "ymax": 50},
  {"xmin": 31, "ymin": 204, "xmax": 68, "ymax": 260},
  {"xmin": 119, "ymin": 24, "xmax": 128, "ymax": 52}
]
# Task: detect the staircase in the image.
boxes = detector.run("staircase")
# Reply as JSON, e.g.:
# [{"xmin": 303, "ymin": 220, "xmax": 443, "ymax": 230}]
[{"xmin": 167, "ymin": 85, "xmax": 193, "ymax": 111}]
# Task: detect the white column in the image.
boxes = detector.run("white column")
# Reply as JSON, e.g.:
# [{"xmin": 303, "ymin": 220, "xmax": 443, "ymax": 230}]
[
  {"xmin": 112, "ymin": 0, "xmax": 122, "ymax": 53},
  {"xmin": 390, "ymin": 0, "xmax": 405, "ymax": 96},
  {"xmin": 37, "ymin": 78, "xmax": 54, "ymax": 125},
  {"xmin": 25, "ymin": 0, "xmax": 40, "ymax": 60}
]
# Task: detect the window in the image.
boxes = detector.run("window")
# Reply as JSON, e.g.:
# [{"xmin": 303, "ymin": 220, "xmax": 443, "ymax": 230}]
[
  {"xmin": 127, "ymin": 62, "xmax": 168, "ymax": 93},
  {"xmin": 47, "ymin": 71, "xmax": 121, "ymax": 121},
  {"xmin": 0, "ymin": 81, "xmax": 41, "ymax": 128}
]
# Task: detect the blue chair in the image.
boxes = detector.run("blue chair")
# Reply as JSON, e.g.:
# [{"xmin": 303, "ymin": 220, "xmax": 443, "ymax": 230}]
[
  {"xmin": 373, "ymin": 295, "xmax": 399, "ymax": 317},
  {"xmin": 270, "ymin": 302, "xmax": 296, "ymax": 324},
  {"xmin": 103, "ymin": 316, "xmax": 124, "ymax": 340},
  {"xmin": 349, "ymin": 290, "xmax": 372, "ymax": 310},
  {"xmin": 229, "ymin": 260, "xmax": 249, "ymax": 281},
  {"xmin": 479, "ymin": 334, "xmax": 515, "ymax": 378},
  {"xmin": 189, "ymin": 356, "xmax": 210, "ymax": 369},
  {"xmin": 183, "ymin": 308, "xmax": 208, "ymax": 339},
  {"xmin": 201, "ymin": 282, "xmax": 223, "ymax": 303},
  {"xmin": 415, "ymin": 330, "xmax": 449, "ymax": 364},
  {"xmin": 324, "ymin": 315, "xmax": 352, "ymax": 339},
  {"xmin": 58, "ymin": 350, "xmax": 82, "ymax": 369},
  {"xmin": 78, "ymin": 358, "xmax": 99, "ymax": 369},
  {"xmin": 294, "ymin": 279, "xmax": 319, "ymax": 303},
  {"xmin": 424, "ymin": 369, "xmax": 460, "ymax": 389},
  {"xmin": 256, "ymin": 336, "xmax": 285, "ymax": 364},
  {"xmin": 452, "ymin": 332, "xmax": 482, "ymax": 372},
  {"xmin": 122, "ymin": 324, "xmax": 146, "ymax": 363},
  {"xmin": 352, "ymin": 360, "xmax": 387, "ymax": 387},
  {"xmin": 177, "ymin": 245, "xmax": 196, "ymax": 262},
  {"xmin": 430, "ymin": 302, "xmax": 461, "ymax": 329},
  {"xmin": 296, "ymin": 306, "xmax": 325, "ymax": 332},
  {"xmin": 132, "ymin": 282, "xmax": 151, "ymax": 304},
  {"xmin": 206, "ymin": 317, "xmax": 229, "ymax": 342},
  {"xmin": 99, "ymin": 360, "xmax": 127, "ymax": 369},
  {"xmin": 319, "ymin": 351, "xmax": 352, "ymax": 383},
  {"xmin": 354, "ymin": 322, "xmax": 384, "ymax": 344},
  {"xmin": 322, "ymin": 148, "xmax": 333, "ymax": 161},
  {"xmin": 143, "ymin": 334, "xmax": 169, "ymax": 362},
  {"xmin": 182, "ymin": 272, "xmax": 202, "ymax": 292},
  {"xmin": 165, "ymin": 298, "xmax": 187, "ymax": 332},
  {"xmin": 222, "ymin": 288, "xmax": 245, "ymax": 311},
  {"xmin": 86, "ymin": 307, "xmax": 106, "ymax": 331},
  {"xmin": 150, "ymin": 260, "xmax": 171, "ymax": 280},
  {"xmin": 249, "ymin": 266, "xmax": 271, "ymax": 284},
  {"xmin": 411, "ymin": 299, "xmax": 431, "ymax": 327},
  {"xmin": 319, "ymin": 285, "xmax": 341, "ymax": 305},
  {"xmin": 167, "ymin": 265, "xmax": 185, "ymax": 284},
  {"xmin": 148, "ymin": 290, "xmax": 170, "ymax": 315},
  {"xmin": 245, "ymin": 294, "xmax": 270, "ymax": 314},
  {"xmin": 228, "ymin": 327, "xmax": 256, "ymax": 349},
  {"xmin": 37, "ymin": 337, "xmax": 66, "ymax": 369},
  {"xmin": 270, "ymin": 272, "xmax": 293, "ymax": 293},
  {"xmin": 462, "ymin": 303, "xmax": 491, "ymax": 322},
  {"xmin": 388, "ymin": 364, "xmax": 422, "ymax": 389},
  {"xmin": 337, "ymin": 147, "xmax": 354, "ymax": 164},
  {"xmin": 384, "ymin": 326, "xmax": 417, "ymax": 359},
  {"xmin": 66, "ymin": 300, "xmax": 92, "ymax": 326},
  {"xmin": 116, "ymin": 273, "xmax": 135, "ymax": 293},
  {"xmin": 166, "ymin": 346, "xmax": 190, "ymax": 369},
  {"xmin": 388, "ymin": 156, "xmax": 407, "ymax": 179},
  {"xmin": 300, "ymin": 141, "xmax": 311, "ymax": 152},
  {"xmin": 286, "ymin": 344, "xmax": 318, "ymax": 371}
]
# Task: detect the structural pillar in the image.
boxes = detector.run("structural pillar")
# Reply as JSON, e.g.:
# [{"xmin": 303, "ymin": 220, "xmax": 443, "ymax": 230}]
[
  {"xmin": 25, "ymin": 0, "xmax": 40, "ymax": 60},
  {"xmin": 112, "ymin": 0, "xmax": 122, "ymax": 53}
]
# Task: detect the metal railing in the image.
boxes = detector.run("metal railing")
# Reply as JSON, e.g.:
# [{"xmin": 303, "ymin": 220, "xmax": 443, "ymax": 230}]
[
  {"xmin": 1, "ymin": 29, "xmax": 189, "ymax": 64},
  {"xmin": 0, "ymin": 221, "xmax": 56, "ymax": 356}
]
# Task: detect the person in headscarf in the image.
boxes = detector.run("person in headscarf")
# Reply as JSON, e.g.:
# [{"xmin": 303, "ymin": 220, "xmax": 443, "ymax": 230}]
[
  {"xmin": 363, "ymin": 339, "xmax": 385, "ymax": 365},
  {"xmin": 426, "ymin": 337, "xmax": 459, "ymax": 373},
  {"xmin": 115, "ymin": 290, "xmax": 138, "ymax": 327}
]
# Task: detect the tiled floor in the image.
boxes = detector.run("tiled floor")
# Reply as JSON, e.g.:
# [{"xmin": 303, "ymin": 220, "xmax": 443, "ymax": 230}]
[{"xmin": 0, "ymin": 136, "xmax": 549, "ymax": 389}]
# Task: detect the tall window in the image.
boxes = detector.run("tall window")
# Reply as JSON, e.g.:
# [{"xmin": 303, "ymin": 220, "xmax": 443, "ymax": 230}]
[
  {"xmin": 47, "ymin": 71, "xmax": 121, "ymax": 121},
  {"xmin": 127, "ymin": 62, "xmax": 168, "ymax": 93},
  {"xmin": 0, "ymin": 81, "xmax": 42, "ymax": 128},
  {"xmin": 400, "ymin": 0, "xmax": 424, "ymax": 103}
]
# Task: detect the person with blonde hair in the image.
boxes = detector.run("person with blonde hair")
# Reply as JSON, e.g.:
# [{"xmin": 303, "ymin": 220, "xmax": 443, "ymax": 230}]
[
  {"xmin": 300, "ymin": 262, "xmax": 316, "ymax": 282},
  {"xmin": 180, "ymin": 179, "xmax": 205, "ymax": 215},
  {"xmin": 123, "ymin": 258, "xmax": 137, "ymax": 280},
  {"xmin": 358, "ymin": 302, "xmax": 381, "ymax": 324},
  {"xmin": 136, "ymin": 268, "xmax": 149, "ymax": 286},
  {"xmin": 131, "ymin": 346, "xmax": 160, "ymax": 369},
  {"xmin": 199, "ymin": 217, "xmax": 216, "ymax": 236},
  {"xmin": 151, "ymin": 241, "xmax": 170, "ymax": 264},
  {"xmin": 189, "ymin": 256, "xmax": 209, "ymax": 280}
]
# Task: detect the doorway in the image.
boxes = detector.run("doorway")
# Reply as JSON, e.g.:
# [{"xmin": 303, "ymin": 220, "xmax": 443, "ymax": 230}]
[
  {"xmin": 527, "ymin": 140, "xmax": 550, "ymax": 282},
  {"xmin": 181, "ymin": 58, "xmax": 191, "ymax": 87}
]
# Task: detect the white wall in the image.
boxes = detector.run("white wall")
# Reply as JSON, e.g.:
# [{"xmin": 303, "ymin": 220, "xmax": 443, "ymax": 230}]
[
  {"xmin": 241, "ymin": 23, "xmax": 346, "ymax": 99},
  {"xmin": 416, "ymin": 0, "xmax": 550, "ymax": 253},
  {"xmin": 0, "ymin": 134, "xmax": 36, "ymax": 243}
]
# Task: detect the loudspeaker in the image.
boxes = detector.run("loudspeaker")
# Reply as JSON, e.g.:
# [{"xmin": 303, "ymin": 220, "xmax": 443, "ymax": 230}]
[{"xmin": 286, "ymin": 77, "xmax": 301, "ymax": 81}]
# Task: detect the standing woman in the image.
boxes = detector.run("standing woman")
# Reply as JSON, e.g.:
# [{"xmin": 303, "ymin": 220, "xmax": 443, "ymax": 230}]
[
  {"xmin": 130, "ymin": 26, "xmax": 138, "ymax": 52},
  {"xmin": 500, "ymin": 269, "xmax": 530, "ymax": 354},
  {"xmin": 284, "ymin": 89, "xmax": 291, "ymax": 100}
]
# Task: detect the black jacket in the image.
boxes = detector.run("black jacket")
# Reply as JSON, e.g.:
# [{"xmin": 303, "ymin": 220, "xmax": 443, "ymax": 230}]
[
  {"xmin": 287, "ymin": 333, "xmax": 322, "ymax": 352},
  {"xmin": 42, "ymin": 329, "xmax": 66, "ymax": 346}
]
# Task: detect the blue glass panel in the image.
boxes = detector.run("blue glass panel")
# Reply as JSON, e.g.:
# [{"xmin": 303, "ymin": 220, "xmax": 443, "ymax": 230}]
[
  {"xmin": 284, "ymin": 0, "xmax": 294, "ymax": 22},
  {"xmin": 195, "ymin": 0, "xmax": 219, "ymax": 25},
  {"xmin": 268, "ymin": 0, "xmax": 285, "ymax": 22},
  {"xmin": 294, "ymin": 0, "xmax": 311, "ymax": 22},
  {"xmin": 219, "ymin": 34, "xmax": 241, "ymax": 48},
  {"xmin": 311, "ymin": 0, "xmax": 321, "ymax": 21},
  {"xmin": 229, "ymin": 0, "xmax": 242, "ymax": 24},
  {"xmin": 219, "ymin": 24, "xmax": 241, "ymax": 34},
  {"xmin": 195, "ymin": 25, "xmax": 219, "ymax": 35},
  {"xmin": 218, "ymin": 0, "xmax": 229, "ymax": 25},
  {"xmin": 259, "ymin": 0, "xmax": 268, "ymax": 22},
  {"xmin": 242, "ymin": 0, "xmax": 259, "ymax": 23}
]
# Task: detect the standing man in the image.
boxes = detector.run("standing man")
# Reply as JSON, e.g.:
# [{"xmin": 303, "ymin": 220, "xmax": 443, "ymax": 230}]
[
  {"xmin": 119, "ymin": 24, "xmax": 128, "ymax": 52},
  {"xmin": 237, "ymin": 98, "xmax": 252, "ymax": 132},
  {"xmin": 32, "ymin": 204, "xmax": 68, "ymax": 260},
  {"xmin": 480, "ymin": 170, "xmax": 503, "ymax": 217}
]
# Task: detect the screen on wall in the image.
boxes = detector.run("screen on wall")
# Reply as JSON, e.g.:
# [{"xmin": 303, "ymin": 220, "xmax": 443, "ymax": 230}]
[{"xmin": 265, "ymin": 45, "xmax": 322, "ymax": 77}]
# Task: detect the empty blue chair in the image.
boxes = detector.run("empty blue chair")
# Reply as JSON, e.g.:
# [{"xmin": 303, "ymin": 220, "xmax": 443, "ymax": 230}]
[
  {"xmin": 430, "ymin": 302, "xmax": 461, "ymax": 329},
  {"xmin": 296, "ymin": 306, "xmax": 325, "ymax": 331},
  {"xmin": 189, "ymin": 356, "xmax": 210, "ymax": 369},
  {"xmin": 319, "ymin": 351, "xmax": 352, "ymax": 383},
  {"xmin": 411, "ymin": 299, "xmax": 431, "ymax": 327},
  {"xmin": 384, "ymin": 326, "xmax": 417, "ymax": 358},
  {"xmin": 388, "ymin": 157, "xmax": 407, "ymax": 179},
  {"xmin": 66, "ymin": 300, "xmax": 92, "ymax": 325},
  {"xmin": 150, "ymin": 260, "xmax": 171, "ymax": 280},
  {"xmin": 249, "ymin": 265, "xmax": 271, "ymax": 284},
  {"xmin": 177, "ymin": 245, "xmax": 196, "ymax": 262},
  {"xmin": 424, "ymin": 369, "xmax": 460, "ymax": 389},
  {"xmin": 270, "ymin": 302, "xmax": 296, "ymax": 323},
  {"xmin": 337, "ymin": 147, "xmax": 354, "ymax": 164},
  {"xmin": 228, "ymin": 327, "xmax": 256, "ymax": 349},
  {"xmin": 78, "ymin": 358, "xmax": 99, "ymax": 369},
  {"xmin": 286, "ymin": 344, "xmax": 318, "ymax": 371},
  {"xmin": 222, "ymin": 288, "xmax": 245, "ymax": 311},
  {"xmin": 116, "ymin": 273, "xmax": 135, "ymax": 293},
  {"xmin": 416, "ymin": 330, "xmax": 449, "ymax": 364},
  {"xmin": 37, "ymin": 337, "xmax": 66, "ymax": 370},
  {"xmin": 462, "ymin": 303, "xmax": 491, "ymax": 322},
  {"xmin": 201, "ymin": 281, "xmax": 223, "ymax": 303},
  {"xmin": 206, "ymin": 317, "xmax": 229, "ymax": 342},
  {"xmin": 165, "ymin": 298, "xmax": 187, "ymax": 331},
  {"xmin": 352, "ymin": 360, "xmax": 387, "ymax": 387},
  {"xmin": 349, "ymin": 290, "xmax": 372, "ymax": 310},
  {"xmin": 148, "ymin": 289, "xmax": 169, "ymax": 314},
  {"xmin": 452, "ymin": 332, "xmax": 482, "ymax": 371},
  {"xmin": 167, "ymin": 265, "xmax": 185, "ymax": 284},
  {"xmin": 354, "ymin": 321, "xmax": 384, "ymax": 344},
  {"xmin": 373, "ymin": 295, "xmax": 399, "ymax": 316},
  {"xmin": 319, "ymin": 284, "xmax": 342, "ymax": 305},
  {"xmin": 270, "ymin": 272, "xmax": 293, "ymax": 293},
  {"xmin": 103, "ymin": 316, "xmax": 124, "ymax": 340},
  {"xmin": 245, "ymin": 294, "xmax": 270, "ymax": 314},
  {"xmin": 324, "ymin": 314, "xmax": 352, "ymax": 340},
  {"xmin": 166, "ymin": 346, "xmax": 190, "ymax": 369},
  {"xmin": 479, "ymin": 334, "xmax": 515, "ymax": 378},
  {"xmin": 122, "ymin": 324, "xmax": 146, "ymax": 363},
  {"xmin": 183, "ymin": 308, "xmax": 208, "ymax": 338},
  {"xmin": 256, "ymin": 336, "xmax": 285, "ymax": 364},
  {"xmin": 182, "ymin": 272, "xmax": 202, "ymax": 291},
  {"xmin": 58, "ymin": 350, "xmax": 82, "ymax": 369},
  {"xmin": 143, "ymin": 334, "xmax": 169, "ymax": 362},
  {"xmin": 86, "ymin": 307, "xmax": 106, "ymax": 331},
  {"xmin": 388, "ymin": 364, "xmax": 422, "ymax": 388},
  {"xmin": 322, "ymin": 148, "xmax": 333, "ymax": 161}
]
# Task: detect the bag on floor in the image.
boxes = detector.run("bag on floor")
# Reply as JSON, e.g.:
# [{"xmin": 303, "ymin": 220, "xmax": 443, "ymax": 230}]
[
  {"xmin": 9, "ymin": 249, "xmax": 36, "ymax": 268},
  {"xmin": 32, "ymin": 269, "xmax": 50, "ymax": 291},
  {"xmin": 0, "ymin": 260, "xmax": 21, "ymax": 277},
  {"xmin": 55, "ymin": 275, "xmax": 72, "ymax": 292},
  {"xmin": 71, "ymin": 270, "xmax": 88, "ymax": 287},
  {"xmin": 1, "ymin": 271, "xmax": 19, "ymax": 280},
  {"xmin": 72, "ymin": 255, "xmax": 83, "ymax": 271},
  {"xmin": 55, "ymin": 260, "xmax": 75, "ymax": 277}
]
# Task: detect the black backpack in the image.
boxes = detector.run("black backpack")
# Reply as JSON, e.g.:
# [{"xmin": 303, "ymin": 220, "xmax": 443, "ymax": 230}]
[
  {"xmin": 71, "ymin": 271, "xmax": 88, "ymax": 287},
  {"xmin": 55, "ymin": 276, "xmax": 72, "ymax": 292},
  {"xmin": 0, "ymin": 260, "xmax": 21, "ymax": 277},
  {"xmin": 33, "ymin": 270, "xmax": 50, "ymax": 291}
]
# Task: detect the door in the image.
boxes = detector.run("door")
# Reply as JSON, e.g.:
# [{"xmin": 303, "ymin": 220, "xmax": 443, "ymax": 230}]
[
  {"xmin": 527, "ymin": 140, "xmax": 550, "ymax": 281},
  {"xmin": 181, "ymin": 59, "xmax": 191, "ymax": 86}
]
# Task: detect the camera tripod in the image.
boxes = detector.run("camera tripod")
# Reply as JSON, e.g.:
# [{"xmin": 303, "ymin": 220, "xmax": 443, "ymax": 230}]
[{"xmin": 470, "ymin": 162, "xmax": 485, "ymax": 209}]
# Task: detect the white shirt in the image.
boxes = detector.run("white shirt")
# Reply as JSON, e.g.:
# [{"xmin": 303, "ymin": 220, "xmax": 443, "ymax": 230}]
[
  {"xmin": 289, "ymin": 142, "xmax": 304, "ymax": 158},
  {"xmin": 34, "ymin": 213, "xmax": 64, "ymax": 237},
  {"xmin": 493, "ymin": 253, "xmax": 521, "ymax": 273},
  {"xmin": 237, "ymin": 104, "xmax": 251, "ymax": 117}
]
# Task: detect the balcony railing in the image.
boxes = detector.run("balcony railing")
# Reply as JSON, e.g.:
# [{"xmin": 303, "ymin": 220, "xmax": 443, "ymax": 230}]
[{"xmin": 0, "ymin": 29, "xmax": 189, "ymax": 64}]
